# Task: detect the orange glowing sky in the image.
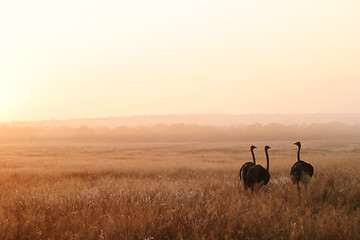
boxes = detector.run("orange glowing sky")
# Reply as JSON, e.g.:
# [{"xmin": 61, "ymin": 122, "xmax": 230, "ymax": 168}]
[{"xmin": 1, "ymin": 0, "xmax": 359, "ymax": 122}]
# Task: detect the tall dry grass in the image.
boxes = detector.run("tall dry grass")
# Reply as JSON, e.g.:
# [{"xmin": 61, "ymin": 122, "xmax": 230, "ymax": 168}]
[{"xmin": 0, "ymin": 141, "xmax": 359, "ymax": 239}]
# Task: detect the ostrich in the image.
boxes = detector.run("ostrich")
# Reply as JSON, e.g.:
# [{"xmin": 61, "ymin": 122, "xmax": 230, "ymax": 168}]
[
  {"xmin": 239, "ymin": 146, "xmax": 257, "ymax": 190},
  {"xmin": 246, "ymin": 146, "xmax": 271, "ymax": 194},
  {"xmin": 290, "ymin": 142, "xmax": 314, "ymax": 194}
]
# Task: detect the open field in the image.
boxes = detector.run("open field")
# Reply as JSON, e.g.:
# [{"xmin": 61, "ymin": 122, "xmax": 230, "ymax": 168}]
[{"xmin": 0, "ymin": 141, "xmax": 359, "ymax": 239}]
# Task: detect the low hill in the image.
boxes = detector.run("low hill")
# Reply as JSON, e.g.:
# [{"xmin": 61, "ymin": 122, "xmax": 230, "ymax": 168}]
[{"xmin": 3, "ymin": 113, "xmax": 360, "ymax": 128}]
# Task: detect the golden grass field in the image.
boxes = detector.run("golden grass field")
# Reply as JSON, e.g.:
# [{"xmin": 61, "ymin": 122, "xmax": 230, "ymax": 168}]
[{"xmin": 0, "ymin": 141, "xmax": 359, "ymax": 239}]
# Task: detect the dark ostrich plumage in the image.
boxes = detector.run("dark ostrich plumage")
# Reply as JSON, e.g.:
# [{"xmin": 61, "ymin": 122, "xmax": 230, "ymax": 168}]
[
  {"xmin": 239, "ymin": 146, "xmax": 256, "ymax": 190},
  {"xmin": 290, "ymin": 161, "xmax": 314, "ymax": 182},
  {"xmin": 246, "ymin": 146, "xmax": 271, "ymax": 194},
  {"xmin": 290, "ymin": 142, "xmax": 314, "ymax": 193}
]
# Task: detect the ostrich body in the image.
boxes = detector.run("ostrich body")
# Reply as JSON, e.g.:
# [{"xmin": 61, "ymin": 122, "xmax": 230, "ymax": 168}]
[
  {"xmin": 246, "ymin": 146, "xmax": 271, "ymax": 194},
  {"xmin": 290, "ymin": 142, "xmax": 314, "ymax": 193},
  {"xmin": 239, "ymin": 146, "xmax": 256, "ymax": 190}
]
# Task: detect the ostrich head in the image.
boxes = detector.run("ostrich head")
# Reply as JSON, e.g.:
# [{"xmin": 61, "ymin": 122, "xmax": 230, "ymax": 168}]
[
  {"xmin": 294, "ymin": 142, "xmax": 301, "ymax": 147},
  {"xmin": 265, "ymin": 146, "xmax": 271, "ymax": 151},
  {"xmin": 250, "ymin": 146, "xmax": 257, "ymax": 150}
]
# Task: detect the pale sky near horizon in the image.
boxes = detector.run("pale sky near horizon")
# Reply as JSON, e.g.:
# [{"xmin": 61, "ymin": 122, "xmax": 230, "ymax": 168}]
[{"xmin": 1, "ymin": 0, "xmax": 359, "ymax": 122}]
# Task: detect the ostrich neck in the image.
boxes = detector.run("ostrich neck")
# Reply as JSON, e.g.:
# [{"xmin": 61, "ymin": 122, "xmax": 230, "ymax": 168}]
[
  {"xmin": 251, "ymin": 149, "xmax": 256, "ymax": 164},
  {"xmin": 265, "ymin": 149, "xmax": 269, "ymax": 171},
  {"xmin": 297, "ymin": 146, "xmax": 301, "ymax": 161}
]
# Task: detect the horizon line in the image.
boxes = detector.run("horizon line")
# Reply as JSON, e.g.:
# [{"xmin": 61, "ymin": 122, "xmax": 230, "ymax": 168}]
[{"xmin": 2, "ymin": 112, "xmax": 360, "ymax": 124}]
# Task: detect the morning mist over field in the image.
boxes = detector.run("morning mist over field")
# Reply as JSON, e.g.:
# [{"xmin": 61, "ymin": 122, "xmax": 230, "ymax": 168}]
[{"xmin": 0, "ymin": 113, "xmax": 358, "ymax": 143}]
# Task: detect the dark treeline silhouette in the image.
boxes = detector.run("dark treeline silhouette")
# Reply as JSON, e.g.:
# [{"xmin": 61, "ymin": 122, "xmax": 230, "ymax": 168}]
[{"xmin": 0, "ymin": 122, "xmax": 359, "ymax": 143}]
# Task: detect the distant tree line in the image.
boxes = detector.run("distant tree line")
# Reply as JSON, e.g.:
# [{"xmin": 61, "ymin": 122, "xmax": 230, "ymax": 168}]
[{"xmin": 0, "ymin": 122, "xmax": 359, "ymax": 142}]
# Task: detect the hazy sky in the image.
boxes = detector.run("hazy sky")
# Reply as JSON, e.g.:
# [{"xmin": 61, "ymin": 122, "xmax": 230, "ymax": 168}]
[{"xmin": 1, "ymin": 0, "xmax": 359, "ymax": 121}]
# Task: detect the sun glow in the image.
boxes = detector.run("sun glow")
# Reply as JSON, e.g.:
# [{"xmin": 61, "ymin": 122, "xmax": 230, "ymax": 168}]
[
  {"xmin": 0, "ymin": 0, "xmax": 359, "ymax": 122},
  {"xmin": 0, "ymin": 77, "xmax": 26, "ymax": 121}
]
